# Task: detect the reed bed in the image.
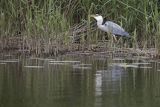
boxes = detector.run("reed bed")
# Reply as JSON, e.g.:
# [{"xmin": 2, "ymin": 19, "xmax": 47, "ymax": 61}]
[{"xmin": 0, "ymin": 0, "xmax": 160, "ymax": 57}]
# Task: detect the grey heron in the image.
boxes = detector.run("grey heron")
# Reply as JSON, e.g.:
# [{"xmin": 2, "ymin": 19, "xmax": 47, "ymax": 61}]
[{"xmin": 90, "ymin": 14, "xmax": 130, "ymax": 41}]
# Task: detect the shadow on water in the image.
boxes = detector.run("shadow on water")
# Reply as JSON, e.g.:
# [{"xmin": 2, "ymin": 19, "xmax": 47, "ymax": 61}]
[{"xmin": 0, "ymin": 55, "xmax": 160, "ymax": 107}]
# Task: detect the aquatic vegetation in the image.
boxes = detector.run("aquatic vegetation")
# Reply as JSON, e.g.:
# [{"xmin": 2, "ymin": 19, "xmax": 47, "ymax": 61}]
[{"xmin": 0, "ymin": 0, "xmax": 160, "ymax": 56}]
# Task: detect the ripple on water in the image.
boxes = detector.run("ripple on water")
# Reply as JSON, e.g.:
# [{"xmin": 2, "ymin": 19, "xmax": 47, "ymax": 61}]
[
  {"xmin": 0, "ymin": 63, "xmax": 6, "ymax": 65},
  {"xmin": 29, "ymin": 57, "xmax": 55, "ymax": 61},
  {"xmin": 72, "ymin": 63, "xmax": 92, "ymax": 70},
  {"xmin": 138, "ymin": 66, "xmax": 152, "ymax": 69},
  {"xmin": 0, "ymin": 59, "xmax": 19, "ymax": 63},
  {"xmin": 112, "ymin": 58, "xmax": 125, "ymax": 61},
  {"xmin": 24, "ymin": 66, "xmax": 44, "ymax": 68},
  {"xmin": 49, "ymin": 62, "xmax": 69, "ymax": 65},
  {"xmin": 49, "ymin": 60, "xmax": 81, "ymax": 66},
  {"xmin": 50, "ymin": 60, "xmax": 81, "ymax": 63},
  {"xmin": 111, "ymin": 63, "xmax": 139, "ymax": 68},
  {"xmin": 132, "ymin": 62, "xmax": 151, "ymax": 65}
]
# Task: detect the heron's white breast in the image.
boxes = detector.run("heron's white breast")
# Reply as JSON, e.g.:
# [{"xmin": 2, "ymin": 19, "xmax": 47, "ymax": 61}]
[{"xmin": 98, "ymin": 24, "xmax": 109, "ymax": 32}]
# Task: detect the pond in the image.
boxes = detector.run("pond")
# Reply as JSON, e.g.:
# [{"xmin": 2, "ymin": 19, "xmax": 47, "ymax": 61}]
[{"xmin": 0, "ymin": 54, "xmax": 160, "ymax": 107}]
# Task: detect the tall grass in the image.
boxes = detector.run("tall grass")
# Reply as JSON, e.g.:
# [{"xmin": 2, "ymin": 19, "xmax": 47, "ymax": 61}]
[{"xmin": 0, "ymin": 0, "xmax": 160, "ymax": 53}]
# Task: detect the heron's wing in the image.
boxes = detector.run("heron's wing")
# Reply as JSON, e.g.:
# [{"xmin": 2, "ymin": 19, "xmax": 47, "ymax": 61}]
[{"xmin": 104, "ymin": 21, "xmax": 129, "ymax": 36}]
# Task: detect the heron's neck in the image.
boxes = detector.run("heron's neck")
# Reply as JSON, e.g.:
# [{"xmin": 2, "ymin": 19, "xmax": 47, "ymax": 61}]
[{"xmin": 97, "ymin": 19, "xmax": 103, "ymax": 26}]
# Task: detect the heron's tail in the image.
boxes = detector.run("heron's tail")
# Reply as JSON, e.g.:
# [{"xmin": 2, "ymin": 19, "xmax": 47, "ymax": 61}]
[{"xmin": 122, "ymin": 31, "xmax": 130, "ymax": 37}]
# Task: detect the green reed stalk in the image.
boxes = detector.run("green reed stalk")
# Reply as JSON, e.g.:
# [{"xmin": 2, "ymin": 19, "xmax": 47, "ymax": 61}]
[{"xmin": 0, "ymin": 0, "xmax": 160, "ymax": 53}]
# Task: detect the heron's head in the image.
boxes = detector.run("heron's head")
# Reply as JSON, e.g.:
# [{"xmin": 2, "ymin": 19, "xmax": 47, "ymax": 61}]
[{"xmin": 90, "ymin": 14, "xmax": 103, "ymax": 22}]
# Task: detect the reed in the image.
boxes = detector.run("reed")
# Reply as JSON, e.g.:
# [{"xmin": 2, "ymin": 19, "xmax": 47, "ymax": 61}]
[{"xmin": 0, "ymin": 0, "xmax": 160, "ymax": 55}]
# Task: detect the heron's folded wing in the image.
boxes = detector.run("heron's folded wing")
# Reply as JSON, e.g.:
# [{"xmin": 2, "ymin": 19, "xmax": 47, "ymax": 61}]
[{"xmin": 104, "ymin": 21, "xmax": 129, "ymax": 36}]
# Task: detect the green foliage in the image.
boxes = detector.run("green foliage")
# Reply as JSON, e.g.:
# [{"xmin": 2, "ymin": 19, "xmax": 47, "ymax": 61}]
[{"xmin": 0, "ymin": 0, "xmax": 160, "ymax": 50}]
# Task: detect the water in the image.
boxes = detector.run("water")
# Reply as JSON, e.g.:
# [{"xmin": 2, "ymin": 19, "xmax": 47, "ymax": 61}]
[{"xmin": 0, "ymin": 55, "xmax": 160, "ymax": 107}]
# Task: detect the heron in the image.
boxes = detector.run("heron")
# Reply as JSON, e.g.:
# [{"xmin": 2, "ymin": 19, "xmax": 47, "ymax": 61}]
[{"xmin": 90, "ymin": 14, "xmax": 130, "ymax": 41}]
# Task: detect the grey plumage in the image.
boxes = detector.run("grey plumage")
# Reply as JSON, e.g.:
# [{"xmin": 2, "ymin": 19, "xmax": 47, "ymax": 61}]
[
  {"xmin": 91, "ymin": 14, "xmax": 130, "ymax": 37},
  {"xmin": 104, "ymin": 21, "xmax": 129, "ymax": 37}
]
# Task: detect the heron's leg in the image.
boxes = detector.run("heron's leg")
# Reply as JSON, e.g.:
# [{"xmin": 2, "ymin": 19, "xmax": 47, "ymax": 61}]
[
  {"xmin": 111, "ymin": 34, "xmax": 116, "ymax": 49},
  {"xmin": 116, "ymin": 37, "xmax": 122, "ymax": 47},
  {"xmin": 105, "ymin": 32, "xmax": 109, "ymax": 40},
  {"xmin": 113, "ymin": 34, "xmax": 117, "ymax": 42}
]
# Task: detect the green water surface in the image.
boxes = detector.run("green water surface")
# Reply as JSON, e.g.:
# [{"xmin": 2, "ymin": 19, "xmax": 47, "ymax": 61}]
[{"xmin": 0, "ymin": 55, "xmax": 160, "ymax": 107}]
